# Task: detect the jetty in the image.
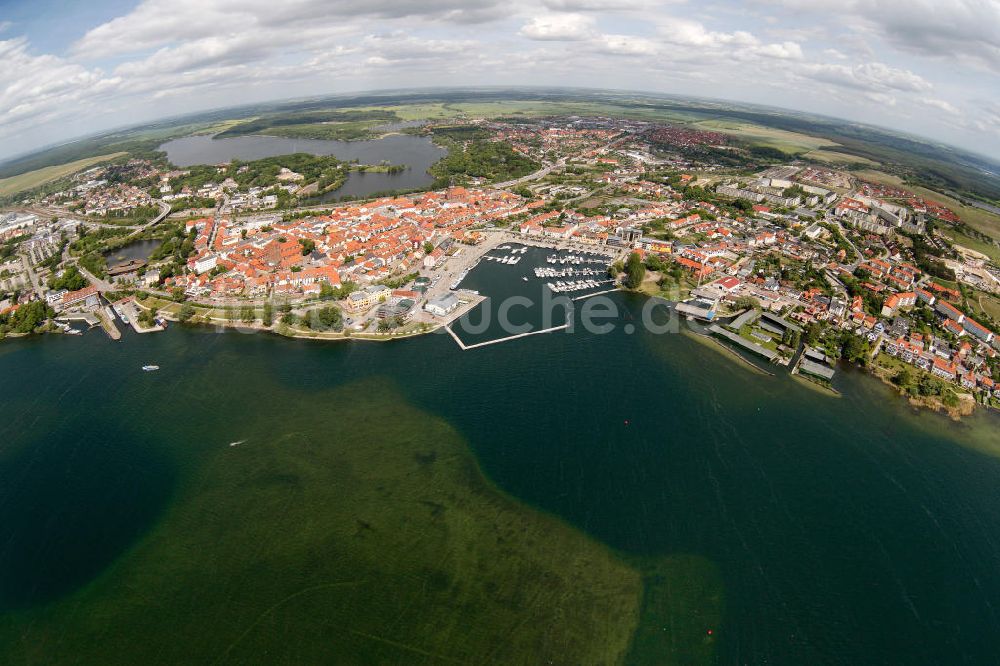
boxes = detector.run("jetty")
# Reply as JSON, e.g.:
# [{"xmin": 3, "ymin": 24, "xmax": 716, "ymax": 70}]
[
  {"xmin": 445, "ymin": 323, "xmax": 569, "ymax": 351},
  {"xmin": 97, "ymin": 308, "xmax": 122, "ymax": 341}
]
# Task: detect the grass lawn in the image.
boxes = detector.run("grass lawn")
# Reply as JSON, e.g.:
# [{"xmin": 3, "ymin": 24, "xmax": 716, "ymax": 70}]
[
  {"xmin": 966, "ymin": 289, "xmax": 1000, "ymax": 322},
  {"xmin": 0, "ymin": 152, "xmax": 127, "ymax": 197},
  {"xmin": 941, "ymin": 229, "xmax": 1000, "ymax": 264},
  {"xmin": 739, "ymin": 324, "xmax": 779, "ymax": 351}
]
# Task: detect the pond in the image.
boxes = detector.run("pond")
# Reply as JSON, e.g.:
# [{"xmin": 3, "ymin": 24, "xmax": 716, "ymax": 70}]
[{"xmin": 104, "ymin": 239, "xmax": 161, "ymax": 265}]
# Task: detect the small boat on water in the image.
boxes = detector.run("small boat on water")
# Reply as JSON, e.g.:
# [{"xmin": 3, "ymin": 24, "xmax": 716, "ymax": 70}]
[{"xmin": 142, "ymin": 365, "xmax": 160, "ymax": 372}]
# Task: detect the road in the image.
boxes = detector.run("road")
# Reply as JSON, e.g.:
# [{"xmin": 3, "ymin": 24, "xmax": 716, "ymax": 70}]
[
  {"xmin": 123, "ymin": 200, "xmax": 171, "ymax": 240},
  {"xmin": 493, "ymin": 135, "xmax": 631, "ymax": 191},
  {"xmin": 76, "ymin": 263, "xmax": 116, "ymax": 293},
  {"xmin": 20, "ymin": 254, "xmax": 43, "ymax": 297},
  {"xmin": 833, "ymin": 220, "xmax": 863, "ymax": 269},
  {"xmin": 493, "ymin": 157, "xmax": 567, "ymax": 190}
]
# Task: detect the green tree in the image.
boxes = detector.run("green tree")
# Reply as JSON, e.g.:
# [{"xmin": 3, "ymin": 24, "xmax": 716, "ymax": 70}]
[
  {"xmin": 840, "ymin": 333, "xmax": 871, "ymax": 365},
  {"xmin": 893, "ymin": 367, "xmax": 915, "ymax": 392},
  {"xmin": 48, "ymin": 266, "xmax": 88, "ymax": 291},
  {"xmin": 623, "ymin": 252, "xmax": 646, "ymax": 290},
  {"xmin": 177, "ymin": 304, "xmax": 196, "ymax": 322},
  {"xmin": 262, "ymin": 301, "xmax": 274, "ymax": 327},
  {"xmin": 804, "ymin": 322, "xmax": 824, "ymax": 346},
  {"xmin": 138, "ymin": 307, "xmax": 156, "ymax": 328},
  {"xmin": 782, "ymin": 329, "xmax": 801, "ymax": 349},
  {"xmin": 423, "ymin": 241, "xmax": 434, "ymax": 254},
  {"xmin": 8, "ymin": 300, "xmax": 53, "ymax": 333},
  {"xmin": 645, "ymin": 254, "xmax": 665, "ymax": 272},
  {"xmin": 298, "ymin": 238, "xmax": 316, "ymax": 255},
  {"xmin": 308, "ymin": 306, "xmax": 343, "ymax": 331}
]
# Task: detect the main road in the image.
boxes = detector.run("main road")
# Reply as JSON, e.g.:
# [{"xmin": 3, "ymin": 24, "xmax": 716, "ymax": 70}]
[{"xmin": 493, "ymin": 157, "xmax": 567, "ymax": 189}]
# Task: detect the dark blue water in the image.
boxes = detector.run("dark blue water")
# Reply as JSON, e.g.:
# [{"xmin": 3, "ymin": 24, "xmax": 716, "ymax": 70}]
[{"xmin": 2, "ymin": 289, "xmax": 1000, "ymax": 663}]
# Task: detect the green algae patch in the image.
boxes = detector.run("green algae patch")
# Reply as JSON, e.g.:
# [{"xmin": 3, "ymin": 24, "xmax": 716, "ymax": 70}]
[
  {"xmin": 0, "ymin": 380, "xmax": 642, "ymax": 664},
  {"xmin": 625, "ymin": 555, "xmax": 724, "ymax": 666}
]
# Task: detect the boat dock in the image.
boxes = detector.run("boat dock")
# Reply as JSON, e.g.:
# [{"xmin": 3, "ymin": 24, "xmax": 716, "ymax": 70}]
[
  {"xmin": 572, "ymin": 288, "xmax": 620, "ymax": 301},
  {"xmin": 120, "ymin": 299, "xmax": 165, "ymax": 334},
  {"xmin": 97, "ymin": 307, "xmax": 122, "ymax": 341}
]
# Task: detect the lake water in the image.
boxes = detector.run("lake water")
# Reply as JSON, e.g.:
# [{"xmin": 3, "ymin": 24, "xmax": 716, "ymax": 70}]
[
  {"xmin": 2, "ymin": 284, "xmax": 1000, "ymax": 663},
  {"xmin": 158, "ymin": 134, "xmax": 445, "ymax": 200},
  {"xmin": 104, "ymin": 238, "xmax": 161, "ymax": 265}
]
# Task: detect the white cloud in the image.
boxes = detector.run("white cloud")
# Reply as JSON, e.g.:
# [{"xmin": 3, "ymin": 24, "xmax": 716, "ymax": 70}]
[
  {"xmin": 919, "ymin": 97, "xmax": 960, "ymax": 115},
  {"xmin": 800, "ymin": 61, "xmax": 932, "ymax": 94},
  {"xmin": 0, "ymin": 0, "xmax": 995, "ymax": 161},
  {"xmin": 756, "ymin": 41, "xmax": 803, "ymax": 59},
  {"xmin": 658, "ymin": 18, "xmax": 758, "ymax": 48},
  {"xmin": 766, "ymin": 0, "xmax": 1000, "ymax": 73},
  {"xmin": 72, "ymin": 0, "xmax": 506, "ymax": 59},
  {"xmin": 541, "ymin": 0, "xmax": 655, "ymax": 10},
  {"xmin": 519, "ymin": 14, "xmax": 596, "ymax": 41},
  {"xmin": 0, "ymin": 38, "xmax": 118, "ymax": 137},
  {"xmin": 594, "ymin": 34, "xmax": 660, "ymax": 56}
]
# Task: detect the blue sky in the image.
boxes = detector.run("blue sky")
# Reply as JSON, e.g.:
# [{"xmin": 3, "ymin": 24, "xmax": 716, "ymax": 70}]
[
  {"xmin": 0, "ymin": 0, "xmax": 998, "ymax": 161},
  {"xmin": 0, "ymin": 0, "xmax": 134, "ymax": 53}
]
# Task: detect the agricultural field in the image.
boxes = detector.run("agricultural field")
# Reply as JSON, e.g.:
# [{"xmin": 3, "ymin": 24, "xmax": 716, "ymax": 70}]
[
  {"xmin": 360, "ymin": 103, "xmax": 465, "ymax": 121},
  {"xmin": 802, "ymin": 149, "xmax": 879, "ymax": 166},
  {"xmin": 0, "ymin": 152, "xmax": 127, "ymax": 197},
  {"xmin": 693, "ymin": 119, "xmax": 837, "ymax": 155},
  {"xmin": 430, "ymin": 100, "xmax": 703, "ymax": 124}
]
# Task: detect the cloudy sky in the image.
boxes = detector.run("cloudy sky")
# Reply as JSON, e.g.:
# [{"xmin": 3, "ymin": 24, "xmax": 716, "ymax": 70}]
[{"xmin": 1, "ymin": 0, "xmax": 999, "ymax": 161}]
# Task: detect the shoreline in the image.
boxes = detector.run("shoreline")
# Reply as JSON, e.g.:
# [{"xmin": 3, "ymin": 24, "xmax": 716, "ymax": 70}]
[
  {"xmin": 14, "ymin": 265, "xmax": 994, "ymax": 421},
  {"xmin": 790, "ymin": 371, "xmax": 841, "ymax": 398},
  {"xmin": 868, "ymin": 361, "xmax": 977, "ymax": 421},
  {"xmin": 682, "ymin": 327, "xmax": 774, "ymax": 376}
]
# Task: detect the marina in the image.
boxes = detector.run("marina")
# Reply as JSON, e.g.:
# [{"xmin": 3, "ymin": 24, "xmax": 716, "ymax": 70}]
[
  {"xmin": 534, "ymin": 266, "xmax": 606, "ymax": 278},
  {"xmin": 444, "ymin": 240, "xmax": 618, "ymax": 349},
  {"xmin": 545, "ymin": 279, "xmax": 615, "ymax": 293},
  {"xmin": 545, "ymin": 252, "xmax": 613, "ymax": 265}
]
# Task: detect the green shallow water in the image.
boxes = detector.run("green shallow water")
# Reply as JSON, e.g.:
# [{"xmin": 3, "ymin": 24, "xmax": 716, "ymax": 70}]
[{"xmin": 1, "ymin": 287, "xmax": 1000, "ymax": 664}]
